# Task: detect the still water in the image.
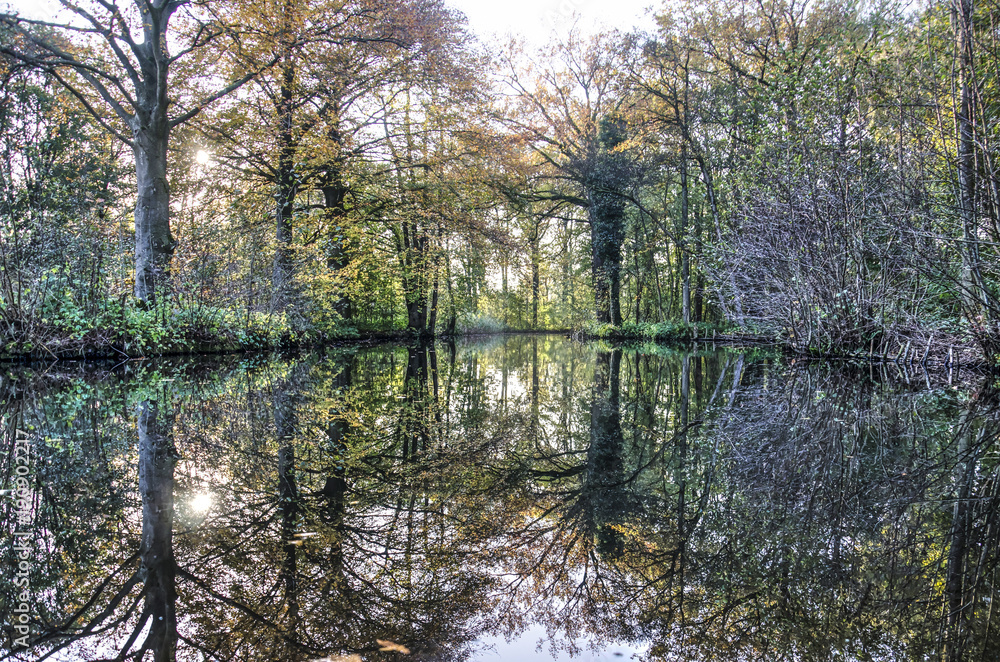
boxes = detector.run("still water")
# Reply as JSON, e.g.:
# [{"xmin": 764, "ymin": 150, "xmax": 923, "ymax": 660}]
[{"xmin": 2, "ymin": 335, "xmax": 999, "ymax": 661}]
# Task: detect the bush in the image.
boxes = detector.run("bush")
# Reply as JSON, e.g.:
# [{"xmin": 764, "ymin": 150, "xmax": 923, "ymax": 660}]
[
  {"xmin": 579, "ymin": 321, "xmax": 722, "ymax": 342},
  {"xmin": 457, "ymin": 313, "xmax": 507, "ymax": 335}
]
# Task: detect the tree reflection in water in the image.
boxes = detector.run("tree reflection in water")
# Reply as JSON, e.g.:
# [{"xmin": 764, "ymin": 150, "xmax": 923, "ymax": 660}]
[{"xmin": 1, "ymin": 337, "xmax": 998, "ymax": 661}]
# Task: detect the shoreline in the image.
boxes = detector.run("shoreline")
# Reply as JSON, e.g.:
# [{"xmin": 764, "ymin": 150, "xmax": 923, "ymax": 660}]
[{"xmin": 1, "ymin": 326, "xmax": 993, "ymax": 373}]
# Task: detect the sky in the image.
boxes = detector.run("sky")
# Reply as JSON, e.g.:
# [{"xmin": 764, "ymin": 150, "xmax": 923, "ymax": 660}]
[
  {"xmin": 1, "ymin": 0, "xmax": 57, "ymax": 20},
  {"xmin": 2, "ymin": 0, "xmax": 662, "ymax": 46},
  {"xmin": 448, "ymin": 0, "xmax": 660, "ymax": 46}
]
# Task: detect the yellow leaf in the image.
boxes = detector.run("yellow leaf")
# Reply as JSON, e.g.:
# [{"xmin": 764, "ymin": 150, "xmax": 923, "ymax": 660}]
[{"xmin": 377, "ymin": 640, "xmax": 411, "ymax": 654}]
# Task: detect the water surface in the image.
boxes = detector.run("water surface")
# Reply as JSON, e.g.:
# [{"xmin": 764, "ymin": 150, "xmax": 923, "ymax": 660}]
[{"xmin": 2, "ymin": 336, "xmax": 998, "ymax": 661}]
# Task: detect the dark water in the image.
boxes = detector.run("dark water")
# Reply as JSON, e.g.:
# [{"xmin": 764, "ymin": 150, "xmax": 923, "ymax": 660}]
[{"xmin": 2, "ymin": 336, "xmax": 999, "ymax": 661}]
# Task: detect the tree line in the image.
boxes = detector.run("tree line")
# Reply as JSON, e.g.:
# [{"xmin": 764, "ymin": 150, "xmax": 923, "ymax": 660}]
[{"xmin": 1, "ymin": 0, "xmax": 999, "ymax": 361}]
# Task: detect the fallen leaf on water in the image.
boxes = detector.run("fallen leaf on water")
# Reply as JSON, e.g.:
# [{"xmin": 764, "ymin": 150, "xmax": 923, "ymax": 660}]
[{"xmin": 377, "ymin": 639, "xmax": 411, "ymax": 654}]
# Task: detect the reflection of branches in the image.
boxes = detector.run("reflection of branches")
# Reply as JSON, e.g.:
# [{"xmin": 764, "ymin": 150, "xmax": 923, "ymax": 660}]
[
  {"xmin": 11, "ymin": 341, "xmax": 1000, "ymax": 662},
  {"xmin": 643, "ymin": 366, "xmax": 1000, "ymax": 661},
  {"xmin": 28, "ymin": 558, "xmax": 142, "ymax": 659}
]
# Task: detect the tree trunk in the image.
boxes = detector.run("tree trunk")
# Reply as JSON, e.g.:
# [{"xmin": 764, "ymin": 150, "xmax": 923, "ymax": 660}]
[
  {"xmin": 427, "ymin": 225, "xmax": 445, "ymax": 334},
  {"xmin": 501, "ymin": 253, "xmax": 509, "ymax": 326},
  {"xmin": 272, "ymin": 61, "xmax": 297, "ymax": 310},
  {"xmin": 444, "ymin": 239, "xmax": 457, "ymax": 335},
  {"xmin": 406, "ymin": 297, "xmax": 428, "ymax": 334},
  {"xmin": 429, "ymin": 270, "xmax": 440, "ymax": 335},
  {"xmin": 401, "ymin": 221, "xmax": 429, "ymax": 334},
  {"xmin": 561, "ymin": 219, "xmax": 572, "ymax": 322},
  {"xmin": 634, "ymin": 219, "xmax": 643, "ymax": 324},
  {"xmin": 589, "ymin": 202, "xmax": 624, "ymax": 326},
  {"xmin": 589, "ymin": 117, "xmax": 627, "ymax": 326},
  {"xmin": 133, "ymin": 125, "xmax": 175, "ymax": 304},
  {"xmin": 531, "ymin": 238, "xmax": 540, "ymax": 329},
  {"xmin": 323, "ymin": 173, "xmax": 351, "ymax": 318},
  {"xmin": 680, "ymin": 144, "xmax": 691, "ymax": 325},
  {"xmin": 694, "ymin": 200, "xmax": 704, "ymax": 323},
  {"xmin": 322, "ymin": 113, "xmax": 352, "ymax": 319}
]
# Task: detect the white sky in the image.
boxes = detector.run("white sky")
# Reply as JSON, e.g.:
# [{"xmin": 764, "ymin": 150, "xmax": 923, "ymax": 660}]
[
  {"xmin": 449, "ymin": 0, "xmax": 661, "ymax": 46},
  {"xmin": 3, "ymin": 0, "xmax": 662, "ymax": 44},
  {"xmin": 1, "ymin": 0, "xmax": 56, "ymax": 19}
]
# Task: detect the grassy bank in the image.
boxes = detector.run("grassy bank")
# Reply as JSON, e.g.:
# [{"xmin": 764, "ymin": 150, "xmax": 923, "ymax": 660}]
[
  {"xmin": 3, "ymin": 296, "xmax": 991, "ymax": 373},
  {"xmin": 573, "ymin": 321, "xmax": 992, "ymax": 369},
  {"xmin": 0, "ymin": 298, "xmax": 362, "ymax": 362},
  {"xmin": 576, "ymin": 321, "xmax": 738, "ymax": 343}
]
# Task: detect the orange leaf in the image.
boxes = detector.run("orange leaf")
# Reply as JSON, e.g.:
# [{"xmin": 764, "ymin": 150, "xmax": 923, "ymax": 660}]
[{"xmin": 377, "ymin": 640, "xmax": 411, "ymax": 654}]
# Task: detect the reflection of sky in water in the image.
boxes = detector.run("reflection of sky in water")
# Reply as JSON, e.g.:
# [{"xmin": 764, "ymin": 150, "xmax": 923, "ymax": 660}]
[{"xmin": 475, "ymin": 623, "xmax": 647, "ymax": 661}]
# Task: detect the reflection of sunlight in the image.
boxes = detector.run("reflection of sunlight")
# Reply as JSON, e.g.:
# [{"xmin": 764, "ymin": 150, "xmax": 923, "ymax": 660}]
[
  {"xmin": 195, "ymin": 149, "xmax": 211, "ymax": 165},
  {"xmin": 191, "ymin": 492, "xmax": 213, "ymax": 513}
]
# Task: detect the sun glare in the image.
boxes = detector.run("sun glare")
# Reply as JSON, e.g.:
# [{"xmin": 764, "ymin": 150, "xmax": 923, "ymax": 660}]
[
  {"xmin": 191, "ymin": 492, "xmax": 213, "ymax": 513},
  {"xmin": 195, "ymin": 149, "xmax": 211, "ymax": 165}
]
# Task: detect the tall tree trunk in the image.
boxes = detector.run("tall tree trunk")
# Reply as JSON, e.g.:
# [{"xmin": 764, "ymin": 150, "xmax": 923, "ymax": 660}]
[
  {"xmin": 272, "ymin": 0, "xmax": 298, "ymax": 310},
  {"xmin": 402, "ymin": 221, "xmax": 429, "ymax": 334},
  {"xmin": 272, "ymin": 59, "xmax": 297, "ymax": 310},
  {"xmin": 501, "ymin": 251, "xmax": 509, "ymax": 326},
  {"xmin": 531, "ymin": 235, "xmax": 541, "ymax": 329},
  {"xmin": 589, "ymin": 201, "xmax": 624, "ymax": 326},
  {"xmin": 322, "ymin": 112, "xmax": 352, "ymax": 319},
  {"xmin": 427, "ymin": 225, "xmax": 444, "ymax": 334},
  {"xmin": 680, "ymin": 144, "xmax": 691, "ymax": 324},
  {"xmin": 444, "ymin": 238, "xmax": 457, "ymax": 335},
  {"xmin": 561, "ymin": 219, "xmax": 572, "ymax": 322},
  {"xmin": 133, "ymin": 124, "xmax": 175, "ymax": 305},
  {"xmin": 694, "ymin": 200, "xmax": 704, "ymax": 323},
  {"xmin": 634, "ymin": 219, "xmax": 643, "ymax": 324},
  {"xmin": 429, "ymin": 269, "xmax": 440, "ymax": 336},
  {"xmin": 589, "ymin": 117, "xmax": 627, "ymax": 325}
]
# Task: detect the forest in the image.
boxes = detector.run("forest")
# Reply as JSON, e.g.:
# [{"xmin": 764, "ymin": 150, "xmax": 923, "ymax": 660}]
[{"xmin": 2, "ymin": 0, "xmax": 1000, "ymax": 364}]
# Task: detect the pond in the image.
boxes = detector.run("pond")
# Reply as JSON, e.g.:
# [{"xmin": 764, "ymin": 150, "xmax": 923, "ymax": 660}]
[{"xmin": 2, "ymin": 335, "xmax": 999, "ymax": 661}]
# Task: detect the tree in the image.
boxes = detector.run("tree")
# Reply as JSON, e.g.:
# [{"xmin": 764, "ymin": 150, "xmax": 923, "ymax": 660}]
[
  {"xmin": 0, "ymin": 0, "xmax": 277, "ymax": 303},
  {"xmin": 205, "ymin": 0, "xmax": 435, "ymax": 311},
  {"xmin": 500, "ymin": 33, "xmax": 641, "ymax": 325},
  {"xmin": 0, "ymin": 61, "xmax": 128, "ymax": 347}
]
